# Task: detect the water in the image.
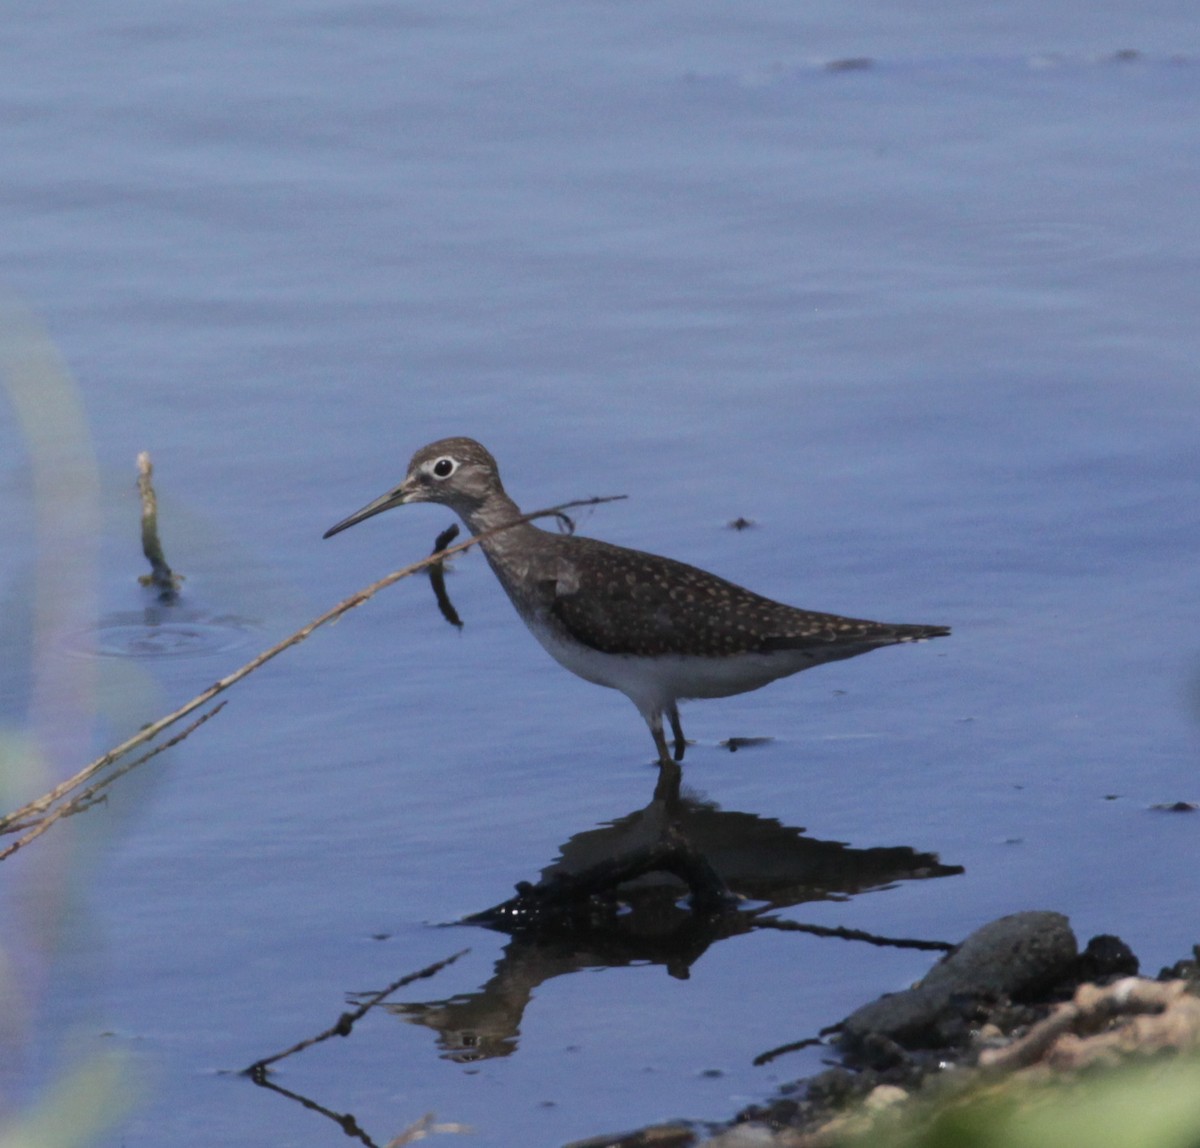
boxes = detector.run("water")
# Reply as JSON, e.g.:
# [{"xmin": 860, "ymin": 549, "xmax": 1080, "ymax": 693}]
[{"xmin": 2, "ymin": 2, "xmax": 1199, "ymax": 1144}]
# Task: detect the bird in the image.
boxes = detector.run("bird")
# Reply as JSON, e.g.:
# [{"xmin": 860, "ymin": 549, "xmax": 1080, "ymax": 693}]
[{"xmin": 324, "ymin": 437, "xmax": 949, "ymax": 765}]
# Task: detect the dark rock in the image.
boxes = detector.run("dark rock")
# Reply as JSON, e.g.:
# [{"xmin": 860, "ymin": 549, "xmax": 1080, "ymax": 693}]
[
  {"xmin": 1159, "ymin": 945, "xmax": 1200, "ymax": 989},
  {"xmin": 563, "ymin": 1123, "xmax": 696, "ymax": 1148},
  {"xmin": 839, "ymin": 911, "xmax": 1078, "ymax": 1057},
  {"xmin": 1076, "ymin": 934, "xmax": 1139, "ymax": 982},
  {"xmin": 804, "ymin": 1067, "xmax": 865, "ymax": 1106}
]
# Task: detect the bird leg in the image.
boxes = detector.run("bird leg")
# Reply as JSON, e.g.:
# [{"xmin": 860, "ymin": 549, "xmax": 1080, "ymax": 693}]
[
  {"xmin": 648, "ymin": 712, "xmax": 674, "ymax": 767},
  {"xmin": 667, "ymin": 705, "xmax": 686, "ymax": 762},
  {"xmin": 648, "ymin": 710, "xmax": 676, "ymax": 772}
]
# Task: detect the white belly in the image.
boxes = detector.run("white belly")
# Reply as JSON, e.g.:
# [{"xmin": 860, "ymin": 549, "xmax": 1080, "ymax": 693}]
[{"xmin": 526, "ymin": 614, "xmax": 815, "ymax": 719}]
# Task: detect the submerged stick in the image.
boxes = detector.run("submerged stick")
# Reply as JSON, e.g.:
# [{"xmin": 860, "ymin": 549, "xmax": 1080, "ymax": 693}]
[
  {"xmin": 755, "ymin": 917, "xmax": 955, "ymax": 951},
  {"xmin": 246, "ymin": 1080, "xmax": 469, "ymax": 1146},
  {"xmin": 136, "ymin": 451, "xmax": 182, "ymax": 601},
  {"xmin": 0, "ymin": 494, "xmax": 626, "ymax": 847},
  {"xmin": 245, "ymin": 1073, "xmax": 375, "ymax": 1147},
  {"xmin": 427, "ymin": 523, "xmax": 463, "ymax": 628},
  {"xmin": 244, "ymin": 949, "xmax": 469, "ymax": 1077}
]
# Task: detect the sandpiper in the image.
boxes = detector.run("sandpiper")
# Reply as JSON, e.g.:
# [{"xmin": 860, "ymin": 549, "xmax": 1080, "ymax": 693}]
[{"xmin": 324, "ymin": 437, "xmax": 948, "ymax": 764}]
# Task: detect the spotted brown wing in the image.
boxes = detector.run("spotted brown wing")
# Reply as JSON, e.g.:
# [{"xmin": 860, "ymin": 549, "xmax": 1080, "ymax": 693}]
[{"xmin": 543, "ymin": 536, "xmax": 947, "ymax": 658}]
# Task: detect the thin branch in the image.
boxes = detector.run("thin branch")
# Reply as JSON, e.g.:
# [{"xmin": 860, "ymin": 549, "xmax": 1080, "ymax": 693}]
[
  {"xmin": 754, "ymin": 916, "xmax": 955, "ymax": 951},
  {"xmin": 245, "ymin": 1073, "xmax": 377, "ymax": 1146},
  {"xmin": 0, "ymin": 703, "xmax": 226, "ymax": 860},
  {"xmin": 0, "ymin": 494, "xmax": 625, "ymax": 843},
  {"xmin": 244, "ymin": 949, "xmax": 469, "ymax": 1076},
  {"xmin": 753, "ymin": 1035, "xmax": 826, "ymax": 1066}
]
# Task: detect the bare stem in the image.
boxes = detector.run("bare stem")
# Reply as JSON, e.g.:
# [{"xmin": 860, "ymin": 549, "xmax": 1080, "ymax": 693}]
[
  {"xmin": 244, "ymin": 949, "xmax": 469, "ymax": 1076},
  {"xmin": 0, "ymin": 703, "xmax": 226, "ymax": 860},
  {"xmin": 136, "ymin": 451, "xmax": 182, "ymax": 599}
]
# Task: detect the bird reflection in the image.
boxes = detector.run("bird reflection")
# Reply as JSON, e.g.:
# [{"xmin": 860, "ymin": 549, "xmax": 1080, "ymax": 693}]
[{"xmin": 381, "ymin": 768, "xmax": 961, "ymax": 1062}]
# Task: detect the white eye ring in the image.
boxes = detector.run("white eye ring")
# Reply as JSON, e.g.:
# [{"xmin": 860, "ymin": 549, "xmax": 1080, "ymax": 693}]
[{"xmin": 430, "ymin": 457, "xmax": 458, "ymax": 480}]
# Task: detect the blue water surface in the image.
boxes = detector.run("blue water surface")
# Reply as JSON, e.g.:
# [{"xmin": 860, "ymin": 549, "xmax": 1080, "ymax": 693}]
[{"xmin": 1, "ymin": 2, "xmax": 1198, "ymax": 1144}]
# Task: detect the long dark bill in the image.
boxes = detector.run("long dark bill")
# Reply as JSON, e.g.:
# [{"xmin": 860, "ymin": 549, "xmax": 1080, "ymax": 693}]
[{"xmin": 322, "ymin": 486, "xmax": 408, "ymax": 539}]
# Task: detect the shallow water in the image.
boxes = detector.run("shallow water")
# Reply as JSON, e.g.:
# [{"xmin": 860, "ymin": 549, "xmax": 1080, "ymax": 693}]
[{"xmin": 2, "ymin": 2, "xmax": 1199, "ymax": 1144}]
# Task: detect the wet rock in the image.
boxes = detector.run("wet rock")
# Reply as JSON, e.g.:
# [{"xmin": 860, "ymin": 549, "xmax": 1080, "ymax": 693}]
[
  {"xmin": 1160, "ymin": 945, "xmax": 1200, "ymax": 989},
  {"xmin": 839, "ymin": 911, "xmax": 1078, "ymax": 1057},
  {"xmin": 564, "ymin": 1122, "xmax": 697, "ymax": 1148},
  {"xmin": 1076, "ymin": 933, "xmax": 1138, "ymax": 982}
]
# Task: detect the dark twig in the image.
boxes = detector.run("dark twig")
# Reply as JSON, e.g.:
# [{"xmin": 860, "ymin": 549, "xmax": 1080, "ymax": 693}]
[
  {"xmin": 754, "ymin": 916, "xmax": 955, "ymax": 952},
  {"xmin": 753, "ymin": 1035, "xmax": 827, "ymax": 1066},
  {"xmin": 244, "ymin": 949, "xmax": 469, "ymax": 1077},
  {"xmin": 247, "ymin": 1073, "xmax": 377, "ymax": 1147},
  {"xmin": 428, "ymin": 524, "xmax": 462, "ymax": 628}
]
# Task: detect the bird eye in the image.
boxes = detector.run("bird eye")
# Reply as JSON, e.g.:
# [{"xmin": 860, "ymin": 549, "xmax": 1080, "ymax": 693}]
[{"xmin": 431, "ymin": 457, "xmax": 457, "ymax": 479}]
